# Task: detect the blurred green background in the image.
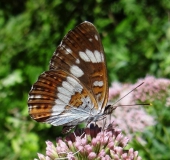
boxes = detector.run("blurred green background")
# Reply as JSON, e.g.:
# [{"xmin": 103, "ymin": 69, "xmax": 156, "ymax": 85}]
[{"xmin": 0, "ymin": 0, "xmax": 170, "ymax": 159}]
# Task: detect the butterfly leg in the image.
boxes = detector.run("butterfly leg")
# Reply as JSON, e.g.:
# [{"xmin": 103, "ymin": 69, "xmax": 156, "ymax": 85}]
[{"xmin": 62, "ymin": 125, "xmax": 76, "ymax": 134}]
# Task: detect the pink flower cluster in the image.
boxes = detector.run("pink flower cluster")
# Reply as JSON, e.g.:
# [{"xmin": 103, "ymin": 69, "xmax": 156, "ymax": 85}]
[
  {"xmin": 109, "ymin": 76, "xmax": 170, "ymax": 103},
  {"xmin": 132, "ymin": 76, "xmax": 170, "ymax": 102},
  {"xmin": 108, "ymin": 82, "xmax": 124, "ymax": 100},
  {"xmin": 35, "ymin": 124, "xmax": 142, "ymax": 160}
]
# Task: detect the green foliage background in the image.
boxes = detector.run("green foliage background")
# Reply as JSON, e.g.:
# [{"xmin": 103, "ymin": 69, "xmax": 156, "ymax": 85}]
[{"xmin": 0, "ymin": 0, "xmax": 170, "ymax": 159}]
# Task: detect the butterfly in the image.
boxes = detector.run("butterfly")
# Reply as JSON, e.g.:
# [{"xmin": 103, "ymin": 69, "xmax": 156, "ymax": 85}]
[{"xmin": 28, "ymin": 21, "xmax": 114, "ymax": 133}]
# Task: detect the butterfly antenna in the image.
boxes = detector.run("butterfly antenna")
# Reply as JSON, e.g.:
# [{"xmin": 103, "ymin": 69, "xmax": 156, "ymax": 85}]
[
  {"xmin": 108, "ymin": 82, "xmax": 151, "ymax": 113},
  {"xmin": 113, "ymin": 82, "xmax": 144, "ymax": 106}
]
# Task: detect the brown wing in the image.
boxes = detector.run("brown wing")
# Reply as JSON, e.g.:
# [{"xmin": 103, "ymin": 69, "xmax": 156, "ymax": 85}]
[
  {"xmin": 28, "ymin": 70, "xmax": 99, "ymax": 126},
  {"xmin": 50, "ymin": 21, "xmax": 108, "ymax": 112}
]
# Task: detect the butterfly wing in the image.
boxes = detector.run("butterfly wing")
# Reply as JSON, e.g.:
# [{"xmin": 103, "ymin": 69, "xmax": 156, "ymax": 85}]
[
  {"xmin": 28, "ymin": 21, "xmax": 108, "ymax": 131},
  {"xmin": 50, "ymin": 21, "xmax": 108, "ymax": 112},
  {"xmin": 28, "ymin": 70, "xmax": 98, "ymax": 126}
]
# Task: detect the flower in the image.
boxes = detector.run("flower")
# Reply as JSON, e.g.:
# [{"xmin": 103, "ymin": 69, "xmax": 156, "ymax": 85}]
[
  {"xmin": 109, "ymin": 76, "xmax": 170, "ymax": 103},
  {"xmin": 106, "ymin": 105, "xmax": 155, "ymax": 140},
  {"xmin": 132, "ymin": 76, "xmax": 170, "ymax": 103},
  {"xmin": 35, "ymin": 123, "xmax": 142, "ymax": 160},
  {"xmin": 108, "ymin": 82, "xmax": 124, "ymax": 100}
]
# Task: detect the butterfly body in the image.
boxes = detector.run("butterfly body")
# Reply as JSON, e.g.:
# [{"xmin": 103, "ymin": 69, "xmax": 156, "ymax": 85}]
[{"xmin": 28, "ymin": 21, "xmax": 110, "ymax": 133}]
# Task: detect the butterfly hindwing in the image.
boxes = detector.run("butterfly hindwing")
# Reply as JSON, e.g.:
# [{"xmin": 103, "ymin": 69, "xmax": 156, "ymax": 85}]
[{"xmin": 28, "ymin": 70, "xmax": 99, "ymax": 126}]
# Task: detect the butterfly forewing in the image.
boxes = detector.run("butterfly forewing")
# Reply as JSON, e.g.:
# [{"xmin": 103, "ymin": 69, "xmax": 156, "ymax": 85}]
[
  {"xmin": 50, "ymin": 22, "xmax": 108, "ymax": 111},
  {"xmin": 28, "ymin": 21, "xmax": 108, "ymax": 130}
]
